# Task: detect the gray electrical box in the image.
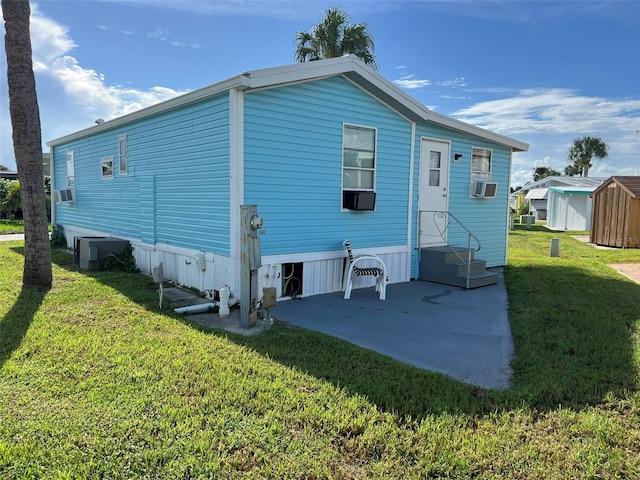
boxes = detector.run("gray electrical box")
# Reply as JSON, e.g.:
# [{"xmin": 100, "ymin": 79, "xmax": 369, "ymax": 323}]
[{"xmin": 77, "ymin": 237, "xmax": 130, "ymax": 270}]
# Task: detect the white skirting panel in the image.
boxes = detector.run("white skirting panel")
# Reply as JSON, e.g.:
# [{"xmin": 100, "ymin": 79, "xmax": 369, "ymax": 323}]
[
  {"xmin": 60, "ymin": 224, "xmax": 236, "ymax": 297},
  {"xmin": 260, "ymin": 247, "xmax": 410, "ymax": 299},
  {"xmin": 134, "ymin": 244, "xmax": 235, "ymax": 295},
  {"xmin": 61, "ymin": 224, "xmax": 409, "ymax": 301}
]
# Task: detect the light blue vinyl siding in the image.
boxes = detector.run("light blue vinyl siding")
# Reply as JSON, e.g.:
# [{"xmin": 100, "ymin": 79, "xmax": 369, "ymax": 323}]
[
  {"xmin": 411, "ymin": 123, "xmax": 512, "ymax": 276},
  {"xmin": 53, "ymin": 93, "xmax": 232, "ymax": 254},
  {"xmin": 243, "ymin": 77, "xmax": 412, "ymax": 256}
]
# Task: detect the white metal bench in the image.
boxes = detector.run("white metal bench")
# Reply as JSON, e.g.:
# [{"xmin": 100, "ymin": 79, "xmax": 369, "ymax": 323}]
[{"xmin": 342, "ymin": 239, "xmax": 387, "ymax": 301}]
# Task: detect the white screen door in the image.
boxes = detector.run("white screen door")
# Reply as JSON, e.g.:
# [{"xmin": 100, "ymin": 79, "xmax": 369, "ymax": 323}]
[{"xmin": 419, "ymin": 139, "xmax": 450, "ymax": 247}]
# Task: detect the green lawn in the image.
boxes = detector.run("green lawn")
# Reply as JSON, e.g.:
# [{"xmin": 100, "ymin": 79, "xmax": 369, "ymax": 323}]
[
  {"xmin": 0, "ymin": 219, "xmax": 24, "ymax": 234},
  {"xmin": 1, "ymin": 229, "xmax": 639, "ymax": 478}
]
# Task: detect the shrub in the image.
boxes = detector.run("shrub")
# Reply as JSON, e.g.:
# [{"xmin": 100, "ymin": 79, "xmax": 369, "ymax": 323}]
[
  {"xmin": 517, "ymin": 201, "xmax": 531, "ymax": 216},
  {"xmin": 50, "ymin": 224, "xmax": 67, "ymax": 248},
  {"xmin": 98, "ymin": 245, "xmax": 139, "ymax": 273}
]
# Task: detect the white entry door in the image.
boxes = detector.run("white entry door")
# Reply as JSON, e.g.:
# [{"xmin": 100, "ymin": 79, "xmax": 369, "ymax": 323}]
[{"xmin": 419, "ymin": 139, "xmax": 450, "ymax": 247}]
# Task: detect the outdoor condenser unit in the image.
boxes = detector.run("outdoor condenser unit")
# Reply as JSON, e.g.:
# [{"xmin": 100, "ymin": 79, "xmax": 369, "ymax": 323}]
[{"xmin": 75, "ymin": 237, "xmax": 130, "ymax": 270}]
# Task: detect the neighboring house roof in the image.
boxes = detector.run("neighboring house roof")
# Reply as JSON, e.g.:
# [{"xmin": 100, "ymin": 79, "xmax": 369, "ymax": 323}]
[
  {"xmin": 592, "ymin": 176, "xmax": 640, "ymax": 198},
  {"xmin": 0, "ymin": 171, "xmax": 19, "ymax": 181},
  {"xmin": 549, "ymin": 186, "xmax": 597, "ymax": 195},
  {"xmin": 47, "ymin": 56, "xmax": 529, "ymax": 152},
  {"xmin": 521, "ymin": 176, "xmax": 606, "ymax": 193},
  {"xmin": 525, "ymin": 188, "xmax": 549, "ymax": 200}
]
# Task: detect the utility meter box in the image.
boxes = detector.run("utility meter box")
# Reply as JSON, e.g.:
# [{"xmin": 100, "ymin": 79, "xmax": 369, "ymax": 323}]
[{"xmin": 263, "ymin": 287, "xmax": 277, "ymax": 309}]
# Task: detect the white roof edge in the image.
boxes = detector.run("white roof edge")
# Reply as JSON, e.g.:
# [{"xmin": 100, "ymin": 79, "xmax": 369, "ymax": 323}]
[
  {"xmin": 48, "ymin": 55, "xmax": 528, "ymax": 152},
  {"xmin": 47, "ymin": 75, "xmax": 249, "ymax": 146},
  {"xmin": 422, "ymin": 110, "xmax": 529, "ymax": 152}
]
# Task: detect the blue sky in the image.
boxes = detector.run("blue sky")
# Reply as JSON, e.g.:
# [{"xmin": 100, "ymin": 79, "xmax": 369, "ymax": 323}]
[{"xmin": 1, "ymin": 0, "xmax": 639, "ymax": 186}]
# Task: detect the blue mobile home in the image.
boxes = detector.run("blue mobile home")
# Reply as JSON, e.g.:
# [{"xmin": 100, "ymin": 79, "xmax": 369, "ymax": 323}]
[{"xmin": 48, "ymin": 56, "xmax": 528, "ymax": 299}]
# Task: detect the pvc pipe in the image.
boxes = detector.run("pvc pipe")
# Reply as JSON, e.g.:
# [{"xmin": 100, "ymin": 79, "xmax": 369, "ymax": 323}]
[{"xmin": 174, "ymin": 302, "xmax": 216, "ymax": 315}]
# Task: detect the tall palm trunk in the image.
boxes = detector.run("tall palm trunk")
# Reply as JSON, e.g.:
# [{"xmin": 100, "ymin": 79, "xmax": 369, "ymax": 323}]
[{"xmin": 3, "ymin": 0, "xmax": 52, "ymax": 286}]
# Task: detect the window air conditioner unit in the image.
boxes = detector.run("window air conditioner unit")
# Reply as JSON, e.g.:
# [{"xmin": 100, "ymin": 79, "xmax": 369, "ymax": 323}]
[
  {"xmin": 343, "ymin": 190, "xmax": 376, "ymax": 211},
  {"xmin": 472, "ymin": 181, "xmax": 498, "ymax": 198},
  {"xmin": 53, "ymin": 188, "xmax": 75, "ymax": 204}
]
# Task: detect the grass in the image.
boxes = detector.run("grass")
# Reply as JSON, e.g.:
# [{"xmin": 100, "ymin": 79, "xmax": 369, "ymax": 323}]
[
  {"xmin": 0, "ymin": 219, "xmax": 24, "ymax": 234},
  {"xmin": 1, "ymin": 228, "xmax": 639, "ymax": 478}
]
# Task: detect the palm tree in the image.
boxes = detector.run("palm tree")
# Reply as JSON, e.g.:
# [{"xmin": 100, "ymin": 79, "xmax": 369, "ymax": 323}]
[
  {"xmin": 3, "ymin": 0, "xmax": 52, "ymax": 286},
  {"xmin": 567, "ymin": 136, "xmax": 608, "ymax": 178},
  {"xmin": 294, "ymin": 8, "xmax": 377, "ymax": 69}
]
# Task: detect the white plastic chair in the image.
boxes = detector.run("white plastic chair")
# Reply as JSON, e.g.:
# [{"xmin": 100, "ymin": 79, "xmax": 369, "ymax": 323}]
[{"xmin": 342, "ymin": 239, "xmax": 387, "ymax": 300}]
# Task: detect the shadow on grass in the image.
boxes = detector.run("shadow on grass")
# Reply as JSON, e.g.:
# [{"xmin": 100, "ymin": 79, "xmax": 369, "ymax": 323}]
[
  {"xmin": 231, "ymin": 263, "xmax": 639, "ymax": 419},
  {"xmin": 0, "ymin": 284, "xmax": 50, "ymax": 370},
  {"xmin": 46, "ymin": 246, "xmax": 162, "ymax": 311},
  {"xmin": 40, "ymin": 246, "xmax": 640, "ymax": 419}
]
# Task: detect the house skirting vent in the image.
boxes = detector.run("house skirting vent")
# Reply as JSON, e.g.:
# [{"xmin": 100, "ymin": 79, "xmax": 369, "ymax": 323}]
[{"xmin": 282, "ymin": 262, "xmax": 303, "ymax": 297}]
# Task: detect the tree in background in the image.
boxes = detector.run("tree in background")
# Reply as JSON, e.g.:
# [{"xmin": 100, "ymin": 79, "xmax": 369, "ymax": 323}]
[
  {"xmin": 533, "ymin": 166, "xmax": 560, "ymax": 182},
  {"xmin": 295, "ymin": 7, "xmax": 377, "ymax": 69},
  {"xmin": 567, "ymin": 136, "xmax": 608, "ymax": 178},
  {"xmin": 564, "ymin": 163, "xmax": 583, "ymax": 176},
  {"xmin": 0, "ymin": 164, "xmax": 9, "ymax": 171},
  {"xmin": 0, "ymin": 179, "xmax": 21, "ymax": 219},
  {"xmin": 3, "ymin": 0, "xmax": 52, "ymax": 286}
]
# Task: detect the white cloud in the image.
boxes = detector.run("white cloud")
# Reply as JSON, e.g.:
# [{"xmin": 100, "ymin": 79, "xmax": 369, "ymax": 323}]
[
  {"xmin": 29, "ymin": 3, "xmax": 77, "ymax": 70},
  {"xmin": 437, "ymin": 77, "xmax": 466, "ymax": 88},
  {"xmin": 147, "ymin": 27, "xmax": 204, "ymax": 49},
  {"xmin": 1, "ymin": 5, "xmax": 187, "ymax": 168},
  {"xmin": 451, "ymin": 89, "xmax": 640, "ymax": 183},
  {"xmin": 393, "ymin": 74, "xmax": 431, "ymax": 89},
  {"xmin": 453, "ymin": 88, "xmax": 640, "ymax": 136}
]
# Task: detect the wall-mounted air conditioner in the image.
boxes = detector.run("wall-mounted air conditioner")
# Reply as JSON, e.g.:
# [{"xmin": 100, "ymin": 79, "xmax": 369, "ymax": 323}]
[
  {"xmin": 53, "ymin": 188, "xmax": 75, "ymax": 204},
  {"xmin": 472, "ymin": 181, "xmax": 498, "ymax": 199},
  {"xmin": 343, "ymin": 190, "xmax": 376, "ymax": 211}
]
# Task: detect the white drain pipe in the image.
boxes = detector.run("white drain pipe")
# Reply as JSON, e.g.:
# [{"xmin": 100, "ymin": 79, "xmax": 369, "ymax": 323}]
[{"xmin": 174, "ymin": 302, "xmax": 216, "ymax": 315}]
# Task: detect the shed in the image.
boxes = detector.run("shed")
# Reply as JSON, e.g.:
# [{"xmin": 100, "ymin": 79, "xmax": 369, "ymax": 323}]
[
  {"xmin": 546, "ymin": 186, "xmax": 595, "ymax": 231},
  {"xmin": 520, "ymin": 176, "xmax": 606, "ymax": 221},
  {"xmin": 590, "ymin": 176, "xmax": 640, "ymax": 248},
  {"xmin": 524, "ymin": 188, "xmax": 548, "ymax": 219}
]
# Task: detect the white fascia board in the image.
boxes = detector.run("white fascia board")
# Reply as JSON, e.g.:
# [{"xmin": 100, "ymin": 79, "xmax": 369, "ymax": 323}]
[
  {"xmin": 47, "ymin": 75, "xmax": 250, "ymax": 146},
  {"xmin": 352, "ymin": 62, "xmax": 531, "ymax": 152},
  {"xmin": 424, "ymin": 110, "xmax": 530, "ymax": 152},
  {"xmin": 241, "ymin": 55, "xmax": 362, "ymax": 88}
]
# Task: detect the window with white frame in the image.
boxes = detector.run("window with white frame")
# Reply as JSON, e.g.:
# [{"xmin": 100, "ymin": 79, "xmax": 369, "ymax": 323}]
[
  {"xmin": 101, "ymin": 156, "xmax": 114, "ymax": 179},
  {"xmin": 118, "ymin": 134, "xmax": 128, "ymax": 174},
  {"xmin": 471, "ymin": 147, "xmax": 492, "ymax": 180},
  {"xmin": 66, "ymin": 150, "xmax": 75, "ymax": 186},
  {"xmin": 342, "ymin": 124, "xmax": 376, "ymax": 191}
]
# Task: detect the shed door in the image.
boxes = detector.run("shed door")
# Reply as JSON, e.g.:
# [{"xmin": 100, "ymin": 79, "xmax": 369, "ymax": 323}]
[{"xmin": 419, "ymin": 139, "xmax": 450, "ymax": 247}]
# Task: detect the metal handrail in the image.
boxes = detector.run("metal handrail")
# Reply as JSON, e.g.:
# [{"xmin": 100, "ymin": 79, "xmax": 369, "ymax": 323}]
[{"xmin": 418, "ymin": 210, "xmax": 482, "ymax": 289}]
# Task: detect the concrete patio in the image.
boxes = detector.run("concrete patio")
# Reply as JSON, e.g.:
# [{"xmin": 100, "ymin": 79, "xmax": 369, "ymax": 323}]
[{"xmin": 273, "ymin": 271, "xmax": 513, "ymax": 390}]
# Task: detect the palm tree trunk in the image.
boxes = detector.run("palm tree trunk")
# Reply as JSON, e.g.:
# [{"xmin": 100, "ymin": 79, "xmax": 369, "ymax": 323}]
[{"xmin": 3, "ymin": 0, "xmax": 52, "ymax": 286}]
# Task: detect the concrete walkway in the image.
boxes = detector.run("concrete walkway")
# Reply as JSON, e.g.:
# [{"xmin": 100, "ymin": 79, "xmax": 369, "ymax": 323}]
[
  {"xmin": 0, "ymin": 233, "xmax": 25, "ymax": 242},
  {"xmin": 274, "ymin": 272, "xmax": 513, "ymax": 390}
]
